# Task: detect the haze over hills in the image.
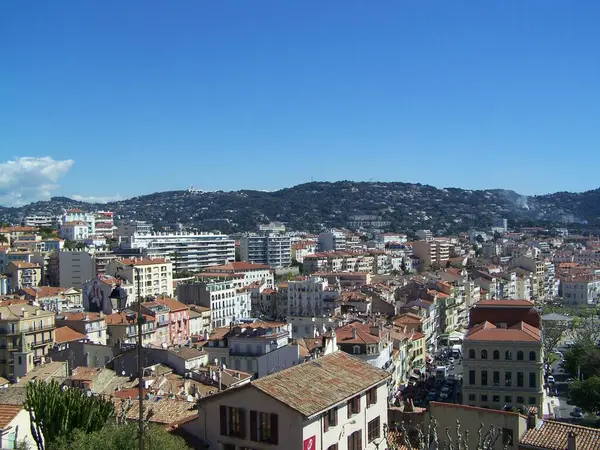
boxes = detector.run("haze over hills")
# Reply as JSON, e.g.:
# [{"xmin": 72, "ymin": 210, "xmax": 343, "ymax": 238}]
[{"xmin": 1, "ymin": 181, "xmax": 599, "ymax": 234}]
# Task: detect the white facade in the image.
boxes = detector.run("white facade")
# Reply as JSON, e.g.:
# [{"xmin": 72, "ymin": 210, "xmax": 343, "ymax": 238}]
[
  {"xmin": 105, "ymin": 258, "xmax": 173, "ymax": 302},
  {"xmin": 120, "ymin": 232, "xmax": 235, "ymax": 272},
  {"xmin": 58, "ymin": 251, "xmax": 96, "ymax": 288},
  {"xmin": 60, "ymin": 222, "xmax": 89, "ymax": 241},
  {"xmin": 562, "ymin": 278, "xmax": 600, "ymax": 306},
  {"xmin": 94, "ymin": 211, "xmax": 115, "ymax": 237},
  {"xmin": 62, "ymin": 210, "xmax": 95, "ymax": 235},
  {"xmin": 318, "ymin": 230, "xmax": 347, "ymax": 252},
  {"xmin": 22, "ymin": 215, "xmax": 59, "ymax": 228},
  {"xmin": 240, "ymin": 233, "xmax": 292, "ymax": 269},
  {"xmin": 287, "ymin": 276, "xmax": 340, "ymax": 319}
]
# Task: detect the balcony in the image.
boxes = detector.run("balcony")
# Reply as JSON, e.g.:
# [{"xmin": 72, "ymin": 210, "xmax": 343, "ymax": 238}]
[
  {"xmin": 24, "ymin": 324, "xmax": 55, "ymax": 334},
  {"xmin": 31, "ymin": 338, "xmax": 53, "ymax": 347}
]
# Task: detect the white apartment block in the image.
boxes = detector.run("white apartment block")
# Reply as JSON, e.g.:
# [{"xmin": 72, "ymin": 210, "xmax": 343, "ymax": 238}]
[
  {"xmin": 291, "ymin": 240, "xmax": 317, "ymax": 264},
  {"xmin": 60, "ymin": 222, "xmax": 89, "ymax": 241},
  {"xmin": 561, "ymin": 277, "xmax": 600, "ymax": 306},
  {"xmin": 105, "ymin": 258, "xmax": 173, "ymax": 302},
  {"xmin": 94, "ymin": 211, "xmax": 115, "ymax": 237},
  {"xmin": 415, "ymin": 229, "xmax": 433, "ymax": 241},
  {"xmin": 62, "ymin": 209, "xmax": 95, "ymax": 235},
  {"xmin": 258, "ymin": 222, "xmax": 286, "ymax": 233},
  {"xmin": 206, "ymin": 262, "xmax": 274, "ymax": 289},
  {"xmin": 318, "ymin": 230, "xmax": 347, "ymax": 252},
  {"xmin": 21, "ymin": 215, "xmax": 59, "ymax": 228},
  {"xmin": 190, "ymin": 351, "xmax": 390, "ymax": 450},
  {"xmin": 240, "ymin": 233, "xmax": 292, "ymax": 269},
  {"xmin": 57, "ymin": 251, "xmax": 96, "ymax": 288},
  {"xmin": 303, "ymin": 252, "xmax": 378, "ymax": 275},
  {"xmin": 117, "ymin": 220, "xmax": 153, "ymax": 239},
  {"xmin": 287, "ymin": 277, "xmax": 340, "ymax": 318},
  {"xmin": 119, "ymin": 232, "xmax": 235, "ymax": 272}
]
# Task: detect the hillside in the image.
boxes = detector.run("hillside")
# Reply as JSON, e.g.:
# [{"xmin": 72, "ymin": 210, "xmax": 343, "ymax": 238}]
[{"xmin": 1, "ymin": 181, "xmax": 599, "ymax": 234}]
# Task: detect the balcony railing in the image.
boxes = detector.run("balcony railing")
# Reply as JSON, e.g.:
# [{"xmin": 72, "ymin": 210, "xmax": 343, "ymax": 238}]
[{"xmin": 31, "ymin": 338, "xmax": 53, "ymax": 347}]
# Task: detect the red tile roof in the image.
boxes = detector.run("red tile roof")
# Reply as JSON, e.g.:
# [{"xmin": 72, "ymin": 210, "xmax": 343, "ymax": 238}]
[
  {"xmin": 156, "ymin": 297, "xmax": 188, "ymax": 312},
  {"xmin": 105, "ymin": 311, "xmax": 154, "ymax": 326},
  {"xmin": 0, "ymin": 404, "xmax": 23, "ymax": 428},
  {"xmin": 119, "ymin": 258, "xmax": 169, "ymax": 266},
  {"xmin": 465, "ymin": 321, "xmax": 541, "ymax": 342},
  {"xmin": 57, "ymin": 312, "xmax": 104, "ymax": 322},
  {"xmin": 335, "ymin": 322, "xmax": 384, "ymax": 344},
  {"xmin": 519, "ymin": 420, "xmax": 600, "ymax": 450},
  {"xmin": 55, "ymin": 326, "xmax": 87, "ymax": 344}
]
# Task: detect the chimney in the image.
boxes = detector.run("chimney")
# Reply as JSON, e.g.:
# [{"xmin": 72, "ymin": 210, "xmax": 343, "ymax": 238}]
[
  {"xmin": 567, "ymin": 431, "xmax": 576, "ymax": 450},
  {"xmin": 526, "ymin": 411, "xmax": 537, "ymax": 430},
  {"xmin": 351, "ymin": 328, "xmax": 357, "ymax": 340},
  {"xmin": 370, "ymin": 324, "xmax": 380, "ymax": 337}
]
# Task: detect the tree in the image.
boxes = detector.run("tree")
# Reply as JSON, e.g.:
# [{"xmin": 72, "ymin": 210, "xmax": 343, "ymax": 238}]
[
  {"xmin": 0, "ymin": 233, "xmax": 8, "ymax": 245},
  {"xmin": 24, "ymin": 380, "xmax": 115, "ymax": 450},
  {"xmin": 568, "ymin": 376, "xmax": 600, "ymax": 413},
  {"xmin": 48, "ymin": 423, "xmax": 190, "ymax": 450},
  {"xmin": 563, "ymin": 342, "xmax": 600, "ymax": 380},
  {"xmin": 571, "ymin": 315, "xmax": 600, "ymax": 347},
  {"xmin": 542, "ymin": 321, "xmax": 570, "ymax": 362}
]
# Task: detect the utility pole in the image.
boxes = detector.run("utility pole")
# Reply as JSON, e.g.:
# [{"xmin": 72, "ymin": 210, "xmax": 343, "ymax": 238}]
[{"xmin": 133, "ymin": 264, "xmax": 144, "ymax": 450}]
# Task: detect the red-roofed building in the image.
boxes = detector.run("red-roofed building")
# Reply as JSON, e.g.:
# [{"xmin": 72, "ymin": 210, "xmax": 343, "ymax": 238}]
[
  {"xmin": 463, "ymin": 299, "xmax": 544, "ymax": 418},
  {"xmin": 156, "ymin": 297, "xmax": 190, "ymax": 346}
]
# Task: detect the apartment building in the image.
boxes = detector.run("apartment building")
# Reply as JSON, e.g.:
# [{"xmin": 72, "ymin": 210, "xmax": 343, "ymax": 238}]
[
  {"xmin": 61, "ymin": 209, "xmax": 95, "ymax": 235},
  {"xmin": 155, "ymin": 297, "xmax": 190, "ymax": 346},
  {"xmin": 462, "ymin": 300, "xmax": 544, "ymax": 418},
  {"xmin": 239, "ymin": 233, "xmax": 292, "ymax": 269},
  {"xmin": 105, "ymin": 310, "xmax": 156, "ymax": 347},
  {"xmin": 60, "ymin": 221, "xmax": 89, "ymax": 241},
  {"xmin": 0, "ymin": 249, "xmax": 35, "ymax": 274},
  {"xmin": 0, "ymin": 304, "xmax": 56, "ymax": 380},
  {"xmin": 93, "ymin": 211, "xmax": 115, "ymax": 237},
  {"xmin": 318, "ymin": 230, "xmax": 347, "ymax": 252},
  {"xmin": 21, "ymin": 215, "xmax": 59, "ymax": 228},
  {"xmin": 415, "ymin": 229, "xmax": 434, "ymax": 241},
  {"xmin": 204, "ymin": 320, "xmax": 298, "ymax": 378},
  {"xmin": 291, "ymin": 240, "xmax": 317, "ymax": 264},
  {"xmin": 190, "ymin": 351, "xmax": 390, "ymax": 450},
  {"xmin": 287, "ymin": 276, "xmax": 340, "ymax": 319},
  {"xmin": 561, "ymin": 276, "xmax": 600, "ymax": 306},
  {"xmin": 177, "ymin": 275, "xmax": 251, "ymax": 329},
  {"xmin": 55, "ymin": 311, "xmax": 107, "ymax": 345},
  {"xmin": 118, "ymin": 232, "xmax": 235, "ymax": 272},
  {"xmin": 335, "ymin": 322, "xmax": 393, "ymax": 372},
  {"xmin": 19, "ymin": 286, "xmax": 82, "ymax": 312},
  {"xmin": 6, "ymin": 261, "xmax": 41, "ymax": 292},
  {"xmin": 303, "ymin": 252, "xmax": 377, "ymax": 275},
  {"xmin": 206, "ymin": 262, "xmax": 274, "ymax": 288},
  {"xmin": 56, "ymin": 251, "xmax": 96, "ymax": 288},
  {"xmin": 141, "ymin": 301, "xmax": 171, "ymax": 347},
  {"xmin": 105, "ymin": 258, "xmax": 173, "ymax": 302},
  {"xmin": 411, "ymin": 240, "xmax": 450, "ymax": 267}
]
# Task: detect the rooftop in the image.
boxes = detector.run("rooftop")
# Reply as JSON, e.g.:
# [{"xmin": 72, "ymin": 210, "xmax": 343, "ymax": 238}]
[
  {"xmin": 0, "ymin": 304, "xmax": 54, "ymax": 320},
  {"xmin": 8, "ymin": 261, "xmax": 39, "ymax": 269},
  {"xmin": 118, "ymin": 257, "xmax": 169, "ymax": 266},
  {"xmin": 519, "ymin": 420, "xmax": 600, "ymax": 450},
  {"xmin": 465, "ymin": 321, "xmax": 541, "ymax": 342},
  {"xmin": 113, "ymin": 397, "xmax": 197, "ymax": 425},
  {"xmin": 55, "ymin": 326, "xmax": 88, "ymax": 344},
  {"xmin": 251, "ymin": 351, "xmax": 389, "ymax": 418},
  {"xmin": 0, "ymin": 404, "xmax": 23, "ymax": 428},
  {"xmin": 56, "ymin": 311, "xmax": 104, "ymax": 322},
  {"xmin": 156, "ymin": 297, "xmax": 188, "ymax": 312}
]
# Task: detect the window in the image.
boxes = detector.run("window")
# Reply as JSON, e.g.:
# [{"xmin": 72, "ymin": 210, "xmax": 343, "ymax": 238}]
[
  {"xmin": 366, "ymin": 387, "xmax": 378, "ymax": 407},
  {"xmin": 505, "ymin": 372, "xmax": 512, "ymax": 387},
  {"xmin": 505, "ymin": 350, "xmax": 512, "ymax": 360},
  {"xmin": 517, "ymin": 396, "xmax": 525, "ymax": 404},
  {"xmin": 481, "ymin": 350, "xmax": 488, "ymax": 359},
  {"xmin": 505, "ymin": 395, "xmax": 512, "ymax": 404},
  {"xmin": 529, "ymin": 372, "xmax": 537, "ymax": 388},
  {"xmin": 368, "ymin": 416, "xmax": 380, "ymax": 442},
  {"xmin": 528, "ymin": 397, "xmax": 536, "ymax": 405},
  {"xmin": 353, "ymin": 345, "xmax": 360, "ymax": 354},
  {"xmin": 481, "ymin": 394, "xmax": 488, "ymax": 402},
  {"xmin": 469, "ymin": 370, "xmax": 475, "ymax": 385},
  {"xmin": 493, "ymin": 395, "xmax": 500, "ymax": 403},
  {"xmin": 249, "ymin": 411, "xmax": 278, "ymax": 444},
  {"xmin": 348, "ymin": 430, "xmax": 362, "ymax": 450},
  {"xmin": 468, "ymin": 394, "xmax": 476, "ymax": 401},
  {"xmin": 517, "ymin": 372, "xmax": 524, "ymax": 387},
  {"xmin": 493, "ymin": 350, "xmax": 500, "ymax": 360},
  {"xmin": 481, "ymin": 370, "xmax": 488, "ymax": 386},
  {"xmin": 327, "ymin": 445, "xmax": 339, "ymax": 450},
  {"xmin": 529, "ymin": 351, "xmax": 536, "ymax": 361},
  {"xmin": 223, "ymin": 445, "xmax": 235, "ymax": 450},
  {"xmin": 493, "ymin": 371, "xmax": 500, "ymax": 386},
  {"xmin": 324, "ymin": 407, "xmax": 337, "ymax": 432},
  {"xmin": 502, "ymin": 428, "xmax": 513, "ymax": 446},
  {"xmin": 469, "ymin": 349, "xmax": 475, "ymax": 359},
  {"xmin": 517, "ymin": 350, "xmax": 524, "ymax": 360},
  {"xmin": 219, "ymin": 406, "xmax": 246, "ymax": 438},
  {"xmin": 347, "ymin": 396, "xmax": 360, "ymax": 417}
]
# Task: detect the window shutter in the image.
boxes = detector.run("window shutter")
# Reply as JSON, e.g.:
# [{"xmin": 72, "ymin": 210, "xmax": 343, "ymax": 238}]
[
  {"xmin": 250, "ymin": 410, "xmax": 257, "ymax": 441},
  {"xmin": 239, "ymin": 408, "xmax": 246, "ymax": 439},
  {"xmin": 333, "ymin": 407, "xmax": 337, "ymax": 426},
  {"xmin": 372, "ymin": 387, "xmax": 378, "ymax": 404},
  {"xmin": 324, "ymin": 412, "xmax": 329, "ymax": 432},
  {"xmin": 347, "ymin": 400, "xmax": 352, "ymax": 418},
  {"xmin": 270, "ymin": 413, "xmax": 279, "ymax": 445},
  {"xmin": 220, "ymin": 405, "xmax": 227, "ymax": 436},
  {"xmin": 356, "ymin": 429, "xmax": 362, "ymax": 449},
  {"xmin": 356, "ymin": 396, "xmax": 361, "ymax": 414},
  {"xmin": 366, "ymin": 389, "xmax": 371, "ymax": 406},
  {"xmin": 348, "ymin": 435, "xmax": 353, "ymax": 450}
]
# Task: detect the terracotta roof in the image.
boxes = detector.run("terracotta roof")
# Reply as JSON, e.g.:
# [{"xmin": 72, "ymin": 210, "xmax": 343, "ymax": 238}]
[
  {"xmin": 8, "ymin": 261, "xmax": 39, "ymax": 269},
  {"xmin": 252, "ymin": 351, "xmax": 390, "ymax": 417},
  {"xmin": 519, "ymin": 420, "xmax": 600, "ymax": 450},
  {"xmin": 469, "ymin": 300, "xmax": 540, "ymax": 329},
  {"xmin": 118, "ymin": 258, "xmax": 169, "ymax": 266},
  {"xmin": 69, "ymin": 367, "xmax": 102, "ymax": 381},
  {"xmin": 57, "ymin": 312, "xmax": 104, "ymax": 322},
  {"xmin": 113, "ymin": 397, "xmax": 196, "ymax": 425},
  {"xmin": 260, "ymin": 288, "xmax": 277, "ymax": 295},
  {"xmin": 206, "ymin": 262, "xmax": 270, "ymax": 271},
  {"xmin": 393, "ymin": 313, "xmax": 422, "ymax": 325},
  {"xmin": 465, "ymin": 321, "xmax": 541, "ymax": 342},
  {"xmin": 335, "ymin": 322, "xmax": 383, "ymax": 344},
  {"xmin": 20, "ymin": 286, "xmax": 73, "ymax": 298},
  {"xmin": 411, "ymin": 332, "xmax": 425, "ymax": 341},
  {"xmin": 105, "ymin": 311, "xmax": 153, "ymax": 326},
  {"xmin": 0, "ymin": 404, "xmax": 22, "ymax": 428},
  {"xmin": 55, "ymin": 326, "xmax": 87, "ymax": 344},
  {"xmin": 156, "ymin": 297, "xmax": 188, "ymax": 312}
]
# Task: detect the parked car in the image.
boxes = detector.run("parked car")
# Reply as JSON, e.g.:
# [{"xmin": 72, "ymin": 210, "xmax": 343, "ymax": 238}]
[
  {"xmin": 427, "ymin": 390, "xmax": 437, "ymax": 401},
  {"xmin": 547, "ymin": 375, "xmax": 555, "ymax": 384},
  {"xmin": 570, "ymin": 411, "xmax": 584, "ymax": 420}
]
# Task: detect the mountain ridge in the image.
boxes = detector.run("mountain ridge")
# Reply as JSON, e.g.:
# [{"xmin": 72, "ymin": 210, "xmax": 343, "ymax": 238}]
[{"xmin": 1, "ymin": 181, "xmax": 599, "ymax": 233}]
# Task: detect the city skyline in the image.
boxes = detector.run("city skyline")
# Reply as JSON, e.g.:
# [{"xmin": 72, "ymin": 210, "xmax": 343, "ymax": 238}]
[{"xmin": 2, "ymin": 2, "xmax": 600, "ymax": 205}]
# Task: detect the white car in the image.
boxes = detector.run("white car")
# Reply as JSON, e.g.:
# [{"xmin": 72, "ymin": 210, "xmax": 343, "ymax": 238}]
[
  {"xmin": 449, "ymin": 357, "xmax": 455, "ymax": 364},
  {"xmin": 547, "ymin": 375, "xmax": 555, "ymax": 384}
]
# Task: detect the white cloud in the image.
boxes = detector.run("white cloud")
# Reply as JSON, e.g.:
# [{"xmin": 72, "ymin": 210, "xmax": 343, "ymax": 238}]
[
  {"xmin": 70, "ymin": 194, "xmax": 124, "ymax": 204},
  {"xmin": 0, "ymin": 157, "xmax": 74, "ymax": 206}
]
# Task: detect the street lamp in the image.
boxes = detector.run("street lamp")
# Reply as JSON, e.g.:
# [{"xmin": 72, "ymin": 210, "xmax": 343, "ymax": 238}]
[{"xmin": 112, "ymin": 264, "xmax": 144, "ymax": 450}]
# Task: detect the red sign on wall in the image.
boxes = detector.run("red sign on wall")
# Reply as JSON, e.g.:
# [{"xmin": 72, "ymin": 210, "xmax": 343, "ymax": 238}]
[{"xmin": 303, "ymin": 435, "xmax": 316, "ymax": 450}]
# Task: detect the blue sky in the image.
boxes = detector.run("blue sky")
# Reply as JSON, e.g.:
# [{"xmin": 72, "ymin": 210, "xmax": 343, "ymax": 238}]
[{"xmin": 1, "ymin": 1, "xmax": 599, "ymax": 205}]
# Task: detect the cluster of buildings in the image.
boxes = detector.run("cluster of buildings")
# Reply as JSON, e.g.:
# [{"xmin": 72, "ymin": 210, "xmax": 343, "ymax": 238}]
[{"xmin": 0, "ymin": 216, "xmax": 599, "ymax": 448}]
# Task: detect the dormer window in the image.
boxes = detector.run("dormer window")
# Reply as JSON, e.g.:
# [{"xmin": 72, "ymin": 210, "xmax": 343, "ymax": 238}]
[{"xmin": 353, "ymin": 345, "xmax": 360, "ymax": 355}]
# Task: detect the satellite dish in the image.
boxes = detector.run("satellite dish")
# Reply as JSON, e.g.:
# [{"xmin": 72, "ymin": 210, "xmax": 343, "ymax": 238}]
[
  {"xmin": 213, "ymin": 358, "xmax": 218, "ymax": 366},
  {"xmin": 222, "ymin": 364, "xmax": 227, "ymax": 370}
]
